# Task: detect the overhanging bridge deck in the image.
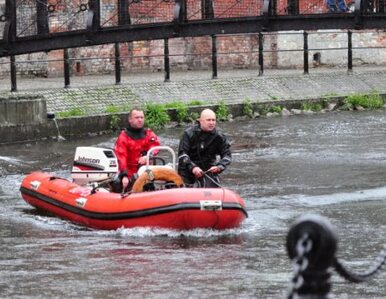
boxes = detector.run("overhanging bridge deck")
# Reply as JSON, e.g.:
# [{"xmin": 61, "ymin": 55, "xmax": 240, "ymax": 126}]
[{"xmin": 0, "ymin": 0, "xmax": 385, "ymax": 57}]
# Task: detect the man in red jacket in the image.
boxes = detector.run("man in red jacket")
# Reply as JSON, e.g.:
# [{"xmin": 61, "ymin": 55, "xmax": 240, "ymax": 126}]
[{"xmin": 113, "ymin": 108, "xmax": 160, "ymax": 191}]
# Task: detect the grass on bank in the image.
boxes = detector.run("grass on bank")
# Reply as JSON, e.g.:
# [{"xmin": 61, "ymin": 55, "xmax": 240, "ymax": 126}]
[
  {"xmin": 216, "ymin": 101, "xmax": 230, "ymax": 121},
  {"xmin": 343, "ymin": 92, "xmax": 384, "ymax": 110},
  {"xmin": 301, "ymin": 102, "xmax": 324, "ymax": 112},
  {"xmin": 242, "ymin": 99, "xmax": 254, "ymax": 118},
  {"xmin": 57, "ymin": 108, "xmax": 84, "ymax": 118},
  {"xmin": 144, "ymin": 103, "xmax": 171, "ymax": 130},
  {"xmin": 105, "ymin": 103, "xmax": 131, "ymax": 114}
]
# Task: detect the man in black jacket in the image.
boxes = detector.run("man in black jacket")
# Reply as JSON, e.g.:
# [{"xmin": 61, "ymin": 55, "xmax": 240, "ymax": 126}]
[{"xmin": 178, "ymin": 109, "xmax": 231, "ymax": 187}]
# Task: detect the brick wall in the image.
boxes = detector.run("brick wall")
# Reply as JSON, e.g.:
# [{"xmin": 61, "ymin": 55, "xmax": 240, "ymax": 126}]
[{"xmin": 41, "ymin": 34, "xmax": 277, "ymax": 77}]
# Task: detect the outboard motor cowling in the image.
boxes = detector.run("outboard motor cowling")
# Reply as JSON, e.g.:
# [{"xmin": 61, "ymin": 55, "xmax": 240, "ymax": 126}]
[{"xmin": 71, "ymin": 147, "xmax": 118, "ymax": 185}]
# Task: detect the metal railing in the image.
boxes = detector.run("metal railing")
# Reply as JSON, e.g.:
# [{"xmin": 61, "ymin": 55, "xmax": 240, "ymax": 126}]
[{"xmin": 286, "ymin": 214, "xmax": 386, "ymax": 298}]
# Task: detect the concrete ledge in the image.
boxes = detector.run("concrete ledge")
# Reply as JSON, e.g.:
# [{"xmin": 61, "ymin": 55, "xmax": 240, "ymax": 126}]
[
  {"xmin": 0, "ymin": 122, "xmax": 51, "ymax": 144},
  {"xmin": 56, "ymin": 114, "xmax": 116, "ymax": 137},
  {"xmin": 0, "ymin": 96, "xmax": 46, "ymax": 125}
]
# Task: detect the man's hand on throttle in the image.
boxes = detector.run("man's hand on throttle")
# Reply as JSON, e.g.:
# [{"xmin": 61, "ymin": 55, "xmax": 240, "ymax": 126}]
[
  {"xmin": 192, "ymin": 166, "xmax": 204, "ymax": 178},
  {"xmin": 138, "ymin": 156, "xmax": 147, "ymax": 165},
  {"xmin": 207, "ymin": 166, "xmax": 221, "ymax": 173},
  {"xmin": 122, "ymin": 176, "xmax": 129, "ymax": 190}
]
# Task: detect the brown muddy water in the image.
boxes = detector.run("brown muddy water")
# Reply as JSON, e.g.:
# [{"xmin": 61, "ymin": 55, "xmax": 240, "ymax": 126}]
[{"xmin": 1, "ymin": 110, "xmax": 386, "ymax": 298}]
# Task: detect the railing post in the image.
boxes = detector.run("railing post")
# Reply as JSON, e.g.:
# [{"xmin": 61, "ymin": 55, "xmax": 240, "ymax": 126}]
[
  {"xmin": 347, "ymin": 30, "xmax": 353, "ymax": 73},
  {"xmin": 211, "ymin": 35, "xmax": 218, "ymax": 79},
  {"xmin": 10, "ymin": 55, "xmax": 17, "ymax": 92},
  {"xmin": 164, "ymin": 38, "xmax": 170, "ymax": 82},
  {"xmin": 258, "ymin": 32, "xmax": 264, "ymax": 76},
  {"xmin": 287, "ymin": 214, "xmax": 386, "ymax": 298},
  {"xmin": 115, "ymin": 42, "xmax": 121, "ymax": 85},
  {"xmin": 286, "ymin": 215, "xmax": 337, "ymax": 299},
  {"xmin": 303, "ymin": 31, "xmax": 309, "ymax": 74},
  {"xmin": 64, "ymin": 49, "xmax": 71, "ymax": 88}
]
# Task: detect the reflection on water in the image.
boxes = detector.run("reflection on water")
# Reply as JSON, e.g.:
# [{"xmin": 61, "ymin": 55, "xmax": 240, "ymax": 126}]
[{"xmin": 1, "ymin": 110, "xmax": 386, "ymax": 298}]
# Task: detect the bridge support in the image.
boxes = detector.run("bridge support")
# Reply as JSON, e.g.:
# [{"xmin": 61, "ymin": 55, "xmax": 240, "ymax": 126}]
[
  {"xmin": 3, "ymin": 0, "xmax": 16, "ymax": 43},
  {"xmin": 202, "ymin": 0, "xmax": 214, "ymax": 19},
  {"xmin": 118, "ymin": 0, "xmax": 130, "ymax": 25},
  {"xmin": 287, "ymin": 0, "xmax": 299, "ymax": 15},
  {"xmin": 87, "ymin": 0, "xmax": 101, "ymax": 32},
  {"xmin": 36, "ymin": 0, "xmax": 49, "ymax": 35}
]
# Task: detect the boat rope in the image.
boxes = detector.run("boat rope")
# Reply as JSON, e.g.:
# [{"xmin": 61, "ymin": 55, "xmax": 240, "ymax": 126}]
[
  {"xmin": 333, "ymin": 243, "xmax": 386, "ymax": 283},
  {"xmin": 203, "ymin": 171, "xmax": 223, "ymax": 188},
  {"xmin": 203, "ymin": 172, "xmax": 228, "ymax": 229}
]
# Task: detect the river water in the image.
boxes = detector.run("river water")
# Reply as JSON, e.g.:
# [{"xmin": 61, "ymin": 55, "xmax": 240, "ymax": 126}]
[{"xmin": 1, "ymin": 110, "xmax": 386, "ymax": 298}]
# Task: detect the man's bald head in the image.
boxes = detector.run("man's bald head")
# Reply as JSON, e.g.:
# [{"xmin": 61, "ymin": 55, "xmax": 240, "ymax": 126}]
[
  {"xmin": 199, "ymin": 109, "xmax": 217, "ymax": 132},
  {"xmin": 200, "ymin": 109, "xmax": 216, "ymax": 119}
]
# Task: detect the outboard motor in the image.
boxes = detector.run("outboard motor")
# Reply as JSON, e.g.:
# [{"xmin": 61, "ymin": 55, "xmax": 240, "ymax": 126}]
[{"xmin": 71, "ymin": 147, "xmax": 118, "ymax": 185}]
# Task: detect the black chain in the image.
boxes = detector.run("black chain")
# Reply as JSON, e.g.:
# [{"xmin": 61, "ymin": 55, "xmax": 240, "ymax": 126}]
[
  {"xmin": 333, "ymin": 244, "xmax": 386, "ymax": 283},
  {"xmin": 287, "ymin": 233, "xmax": 313, "ymax": 299}
]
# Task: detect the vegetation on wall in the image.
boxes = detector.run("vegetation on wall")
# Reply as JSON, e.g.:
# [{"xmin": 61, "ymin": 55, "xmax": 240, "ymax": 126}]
[
  {"xmin": 301, "ymin": 102, "xmax": 324, "ymax": 112},
  {"xmin": 144, "ymin": 103, "xmax": 171, "ymax": 130},
  {"xmin": 242, "ymin": 98, "xmax": 254, "ymax": 118},
  {"xmin": 57, "ymin": 108, "xmax": 84, "ymax": 118},
  {"xmin": 109, "ymin": 114, "xmax": 121, "ymax": 131},
  {"xmin": 56, "ymin": 92, "xmax": 386, "ymax": 131},
  {"xmin": 343, "ymin": 92, "xmax": 384, "ymax": 110},
  {"xmin": 216, "ymin": 101, "xmax": 230, "ymax": 121}
]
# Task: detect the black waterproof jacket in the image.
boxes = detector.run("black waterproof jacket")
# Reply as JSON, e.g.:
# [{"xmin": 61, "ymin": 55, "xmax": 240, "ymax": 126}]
[{"xmin": 177, "ymin": 124, "xmax": 231, "ymax": 184}]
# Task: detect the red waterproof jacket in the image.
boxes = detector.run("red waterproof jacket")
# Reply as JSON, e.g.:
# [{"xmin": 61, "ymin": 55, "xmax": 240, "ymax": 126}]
[{"xmin": 114, "ymin": 127, "xmax": 160, "ymax": 177}]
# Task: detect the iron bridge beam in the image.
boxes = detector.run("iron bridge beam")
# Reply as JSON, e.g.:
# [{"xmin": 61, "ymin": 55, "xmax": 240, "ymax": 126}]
[{"xmin": 0, "ymin": 14, "xmax": 385, "ymax": 57}]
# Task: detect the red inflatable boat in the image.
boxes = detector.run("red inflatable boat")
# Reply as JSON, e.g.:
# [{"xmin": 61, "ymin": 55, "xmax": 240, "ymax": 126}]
[{"xmin": 20, "ymin": 146, "xmax": 247, "ymax": 230}]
